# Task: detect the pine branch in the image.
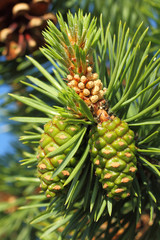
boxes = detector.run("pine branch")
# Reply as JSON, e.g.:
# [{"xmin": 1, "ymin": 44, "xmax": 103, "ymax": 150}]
[{"xmin": 9, "ymin": 10, "xmax": 160, "ymax": 240}]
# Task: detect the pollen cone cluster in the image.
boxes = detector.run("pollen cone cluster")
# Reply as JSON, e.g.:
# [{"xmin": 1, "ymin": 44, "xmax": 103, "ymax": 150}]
[
  {"xmin": 89, "ymin": 114, "xmax": 137, "ymax": 200},
  {"xmin": 67, "ymin": 66, "xmax": 106, "ymax": 109},
  {"xmin": 37, "ymin": 116, "xmax": 81, "ymax": 198}
]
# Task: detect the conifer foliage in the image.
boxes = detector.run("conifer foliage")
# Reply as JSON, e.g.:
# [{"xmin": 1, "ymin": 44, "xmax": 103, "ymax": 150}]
[{"xmin": 10, "ymin": 10, "xmax": 160, "ymax": 239}]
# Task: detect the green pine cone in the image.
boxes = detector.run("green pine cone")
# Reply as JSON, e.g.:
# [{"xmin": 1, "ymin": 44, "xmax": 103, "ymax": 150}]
[
  {"xmin": 37, "ymin": 116, "xmax": 81, "ymax": 198},
  {"xmin": 89, "ymin": 116, "xmax": 137, "ymax": 200}
]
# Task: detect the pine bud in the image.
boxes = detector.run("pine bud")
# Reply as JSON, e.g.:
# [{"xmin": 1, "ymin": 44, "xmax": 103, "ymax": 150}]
[
  {"xmin": 90, "ymin": 95, "xmax": 99, "ymax": 103},
  {"xmin": 91, "ymin": 86, "xmax": 99, "ymax": 95},
  {"xmin": 92, "ymin": 73, "xmax": 98, "ymax": 80},
  {"xmin": 69, "ymin": 80, "xmax": 78, "ymax": 87},
  {"xmin": 81, "ymin": 76, "xmax": 87, "ymax": 83},
  {"xmin": 67, "ymin": 75, "xmax": 73, "ymax": 81},
  {"xmin": 103, "ymin": 87, "xmax": 107, "ymax": 94},
  {"xmin": 87, "ymin": 66, "xmax": 93, "ymax": 73},
  {"xmin": 73, "ymin": 87, "xmax": 81, "ymax": 93},
  {"xmin": 98, "ymin": 90, "xmax": 104, "ymax": 99},
  {"xmin": 86, "ymin": 81, "xmax": 94, "ymax": 89},
  {"xmin": 78, "ymin": 82, "xmax": 85, "ymax": 89},
  {"xmin": 94, "ymin": 79, "xmax": 103, "ymax": 89},
  {"xmin": 74, "ymin": 74, "xmax": 80, "ymax": 81},
  {"xmin": 83, "ymin": 89, "xmax": 90, "ymax": 96}
]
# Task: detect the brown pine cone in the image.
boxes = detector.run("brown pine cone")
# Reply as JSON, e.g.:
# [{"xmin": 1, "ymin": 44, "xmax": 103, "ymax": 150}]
[{"xmin": 0, "ymin": 0, "xmax": 57, "ymax": 60}]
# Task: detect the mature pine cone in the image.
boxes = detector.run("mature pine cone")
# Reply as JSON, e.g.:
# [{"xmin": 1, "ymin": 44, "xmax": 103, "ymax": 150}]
[{"xmin": 0, "ymin": 0, "xmax": 57, "ymax": 60}]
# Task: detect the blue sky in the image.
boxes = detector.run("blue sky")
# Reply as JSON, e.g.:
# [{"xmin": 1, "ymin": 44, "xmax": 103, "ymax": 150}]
[{"xmin": 0, "ymin": 84, "xmax": 18, "ymax": 156}]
